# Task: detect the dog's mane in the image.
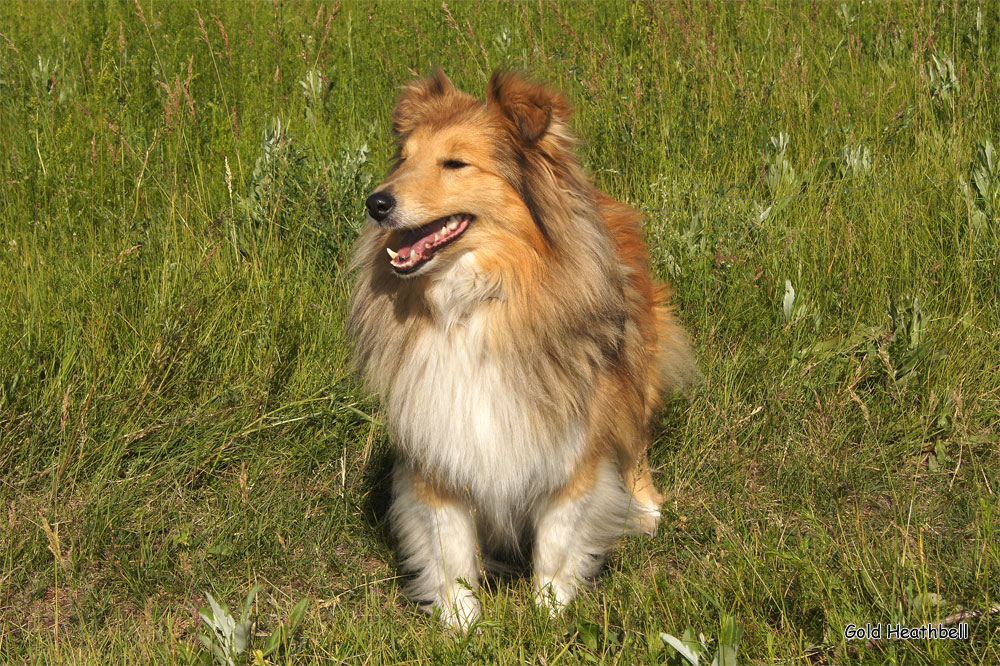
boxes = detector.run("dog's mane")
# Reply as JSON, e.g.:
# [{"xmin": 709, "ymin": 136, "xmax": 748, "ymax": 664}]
[
  {"xmin": 349, "ymin": 71, "xmax": 635, "ymax": 420},
  {"xmin": 485, "ymin": 71, "xmax": 628, "ymax": 369}
]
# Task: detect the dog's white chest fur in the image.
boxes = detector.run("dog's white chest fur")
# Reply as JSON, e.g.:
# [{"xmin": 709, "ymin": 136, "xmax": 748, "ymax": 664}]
[{"xmin": 385, "ymin": 253, "xmax": 585, "ymax": 523}]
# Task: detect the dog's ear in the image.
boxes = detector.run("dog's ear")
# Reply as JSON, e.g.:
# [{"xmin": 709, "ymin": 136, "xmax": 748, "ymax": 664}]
[
  {"xmin": 487, "ymin": 70, "xmax": 570, "ymax": 143},
  {"xmin": 392, "ymin": 68, "xmax": 457, "ymax": 135}
]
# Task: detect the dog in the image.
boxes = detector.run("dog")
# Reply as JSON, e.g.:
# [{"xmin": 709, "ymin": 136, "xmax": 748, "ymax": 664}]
[{"xmin": 347, "ymin": 69, "xmax": 696, "ymax": 629}]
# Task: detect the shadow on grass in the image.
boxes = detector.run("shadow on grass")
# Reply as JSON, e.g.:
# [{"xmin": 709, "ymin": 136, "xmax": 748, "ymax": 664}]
[{"xmin": 359, "ymin": 443, "xmax": 394, "ymax": 540}]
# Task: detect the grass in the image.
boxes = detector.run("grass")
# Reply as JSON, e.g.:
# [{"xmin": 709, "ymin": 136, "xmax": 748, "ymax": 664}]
[{"xmin": 0, "ymin": 0, "xmax": 998, "ymax": 663}]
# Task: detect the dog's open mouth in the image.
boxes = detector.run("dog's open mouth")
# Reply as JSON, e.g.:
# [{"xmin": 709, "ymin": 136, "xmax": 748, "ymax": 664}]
[{"xmin": 387, "ymin": 214, "xmax": 472, "ymax": 274}]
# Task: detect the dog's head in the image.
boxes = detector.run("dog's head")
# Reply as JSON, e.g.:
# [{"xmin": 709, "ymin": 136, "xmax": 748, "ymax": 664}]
[{"xmin": 365, "ymin": 69, "xmax": 573, "ymax": 278}]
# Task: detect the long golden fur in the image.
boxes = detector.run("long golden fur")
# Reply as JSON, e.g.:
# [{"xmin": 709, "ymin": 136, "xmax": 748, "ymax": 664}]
[{"xmin": 348, "ymin": 69, "xmax": 696, "ymax": 628}]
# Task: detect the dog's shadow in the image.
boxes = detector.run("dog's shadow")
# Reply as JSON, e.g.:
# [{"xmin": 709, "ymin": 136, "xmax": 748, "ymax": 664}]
[{"xmin": 359, "ymin": 443, "xmax": 395, "ymax": 540}]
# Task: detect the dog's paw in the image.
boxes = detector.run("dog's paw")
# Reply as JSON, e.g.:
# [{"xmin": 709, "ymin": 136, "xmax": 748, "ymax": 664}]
[
  {"xmin": 433, "ymin": 587, "xmax": 481, "ymax": 632},
  {"xmin": 533, "ymin": 578, "xmax": 576, "ymax": 617},
  {"xmin": 635, "ymin": 506, "xmax": 661, "ymax": 537}
]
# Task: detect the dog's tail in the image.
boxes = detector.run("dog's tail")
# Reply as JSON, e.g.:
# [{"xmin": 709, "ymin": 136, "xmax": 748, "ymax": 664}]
[{"xmin": 651, "ymin": 283, "xmax": 700, "ymax": 395}]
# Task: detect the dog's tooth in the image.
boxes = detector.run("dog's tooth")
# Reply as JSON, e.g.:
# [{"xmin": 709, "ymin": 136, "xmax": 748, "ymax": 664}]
[
  {"xmin": 447, "ymin": 219, "xmax": 459, "ymax": 231},
  {"xmin": 386, "ymin": 247, "xmax": 398, "ymax": 260}
]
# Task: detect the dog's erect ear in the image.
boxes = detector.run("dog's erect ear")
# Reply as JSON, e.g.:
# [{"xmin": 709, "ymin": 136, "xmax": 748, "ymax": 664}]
[
  {"xmin": 487, "ymin": 71, "xmax": 570, "ymax": 143},
  {"xmin": 392, "ymin": 68, "xmax": 457, "ymax": 135}
]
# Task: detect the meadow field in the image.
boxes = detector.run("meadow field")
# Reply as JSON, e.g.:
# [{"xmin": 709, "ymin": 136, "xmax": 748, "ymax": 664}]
[{"xmin": 1, "ymin": 1, "xmax": 998, "ymax": 663}]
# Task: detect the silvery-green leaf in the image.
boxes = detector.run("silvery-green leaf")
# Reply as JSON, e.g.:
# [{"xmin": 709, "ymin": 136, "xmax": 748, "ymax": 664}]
[
  {"xmin": 660, "ymin": 633, "xmax": 701, "ymax": 665},
  {"xmin": 288, "ymin": 598, "xmax": 310, "ymax": 630},
  {"xmin": 262, "ymin": 628, "xmax": 283, "ymax": 656},
  {"xmin": 959, "ymin": 177, "xmax": 972, "ymax": 200},
  {"xmin": 911, "ymin": 591, "xmax": 944, "ymax": 609},
  {"xmin": 213, "ymin": 643, "xmax": 233, "ymax": 666},
  {"xmin": 222, "ymin": 611, "xmax": 236, "ymax": 637},
  {"xmin": 770, "ymin": 132, "xmax": 789, "ymax": 154},
  {"xmin": 233, "ymin": 620, "xmax": 252, "ymax": 654},
  {"xmin": 242, "ymin": 584, "xmax": 262, "ymax": 622},
  {"xmin": 720, "ymin": 615, "xmax": 743, "ymax": 645},
  {"xmin": 711, "ymin": 644, "xmax": 738, "ymax": 666},
  {"xmin": 783, "ymin": 280, "xmax": 796, "ymax": 322},
  {"xmin": 971, "ymin": 209, "xmax": 986, "ymax": 230},
  {"xmin": 974, "ymin": 168, "xmax": 990, "ymax": 201},
  {"xmin": 756, "ymin": 204, "xmax": 772, "ymax": 223},
  {"xmin": 206, "ymin": 594, "xmax": 225, "ymax": 622}
]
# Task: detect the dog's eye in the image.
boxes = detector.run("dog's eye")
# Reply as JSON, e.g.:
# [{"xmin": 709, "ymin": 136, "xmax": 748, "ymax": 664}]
[{"xmin": 442, "ymin": 159, "xmax": 468, "ymax": 170}]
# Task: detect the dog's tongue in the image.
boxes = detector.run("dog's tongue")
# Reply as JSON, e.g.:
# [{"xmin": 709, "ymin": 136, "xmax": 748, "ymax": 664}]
[
  {"xmin": 396, "ymin": 217, "xmax": 450, "ymax": 261},
  {"xmin": 389, "ymin": 215, "xmax": 471, "ymax": 272}
]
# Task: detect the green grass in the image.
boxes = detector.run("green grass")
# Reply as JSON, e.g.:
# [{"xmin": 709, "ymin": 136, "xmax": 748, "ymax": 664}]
[{"xmin": 1, "ymin": 1, "xmax": 998, "ymax": 663}]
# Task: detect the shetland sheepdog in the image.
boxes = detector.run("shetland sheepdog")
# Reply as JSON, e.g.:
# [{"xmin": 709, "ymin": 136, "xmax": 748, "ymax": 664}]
[{"xmin": 348, "ymin": 70, "xmax": 696, "ymax": 629}]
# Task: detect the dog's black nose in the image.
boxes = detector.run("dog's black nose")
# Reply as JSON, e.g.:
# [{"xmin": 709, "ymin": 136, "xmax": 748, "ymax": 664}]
[{"xmin": 366, "ymin": 191, "xmax": 395, "ymax": 223}]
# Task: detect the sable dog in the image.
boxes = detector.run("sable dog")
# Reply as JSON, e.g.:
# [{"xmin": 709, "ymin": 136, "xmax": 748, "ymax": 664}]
[{"xmin": 348, "ymin": 70, "xmax": 696, "ymax": 629}]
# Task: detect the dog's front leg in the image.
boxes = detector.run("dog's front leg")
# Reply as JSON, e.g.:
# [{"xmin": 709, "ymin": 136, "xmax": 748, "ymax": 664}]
[
  {"xmin": 389, "ymin": 464, "xmax": 481, "ymax": 630},
  {"xmin": 532, "ymin": 459, "xmax": 627, "ymax": 614}
]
